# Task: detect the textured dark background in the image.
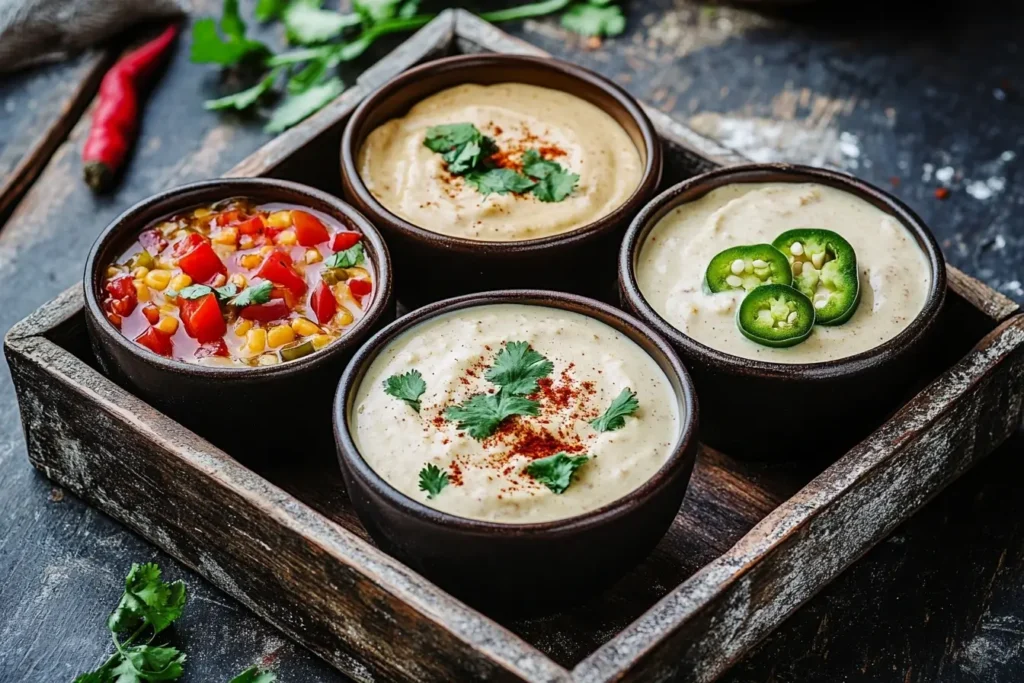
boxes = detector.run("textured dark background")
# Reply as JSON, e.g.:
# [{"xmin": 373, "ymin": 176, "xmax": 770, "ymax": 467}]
[{"xmin": 1, "ymin": 1, "xmax": 1022, "ymax": 681}]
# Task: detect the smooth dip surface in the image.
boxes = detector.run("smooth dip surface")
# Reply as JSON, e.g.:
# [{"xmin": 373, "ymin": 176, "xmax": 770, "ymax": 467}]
[
  {"xmin": 636, "ymin": 182, "xmax": 932, "ymax": 363},
  {"xmin": 357, "ymin": 83, "xmax": 643, "ymax": 241},
  {"xmin": 350, "ymin": 304, "xmax": 681, "ymax": 523}
]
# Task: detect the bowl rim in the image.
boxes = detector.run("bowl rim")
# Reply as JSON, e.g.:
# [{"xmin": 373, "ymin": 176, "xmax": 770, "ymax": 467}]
[
  {"xmin": 339, "ymin": 53, "xmax": 663, "ymax": 254},
  {"xmin": 618, "ymin": 162, "xmax": 948, "ymax": 381},
  {"xmin": 84, "ymin": 177, "xmax": 394, "ymax": 379},
  {"xmin": 333, "ymin": 289, "xmax": 699, "ymax": 536}
]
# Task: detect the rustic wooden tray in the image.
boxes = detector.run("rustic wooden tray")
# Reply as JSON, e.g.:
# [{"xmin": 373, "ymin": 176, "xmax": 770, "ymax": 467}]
[{"xmin": 7, "ymin": 11, "xmax": 1024, "ymax": 683}]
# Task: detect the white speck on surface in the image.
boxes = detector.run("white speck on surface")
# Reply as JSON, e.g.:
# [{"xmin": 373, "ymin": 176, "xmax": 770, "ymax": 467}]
[
  {"xmin": 1001, "ymin": 280, "xmax": 1023, "ymax": 297},
  {"xmin": 922, "ymin": 163, "xmax": 935, "ymax": 182},
  {"xmin": 966, "ymin": 181, "xmax": 994, "ymax": 200},
  {"xmin": 935, "ymin": 166, "xmax": 956, "ymax": 184},
  {"xmin": 994, "ymin": 88, "xmax": 1007, "ymax": 101},
  {"xmin": 994, "ymin": 235, "xmax": 1007, "ymax": 250},
  {"xmin": 1001, "ymin": 150, "xmax": 1016, "ymax": 162},
  {"xmin": 838, "ymin": 131, "xmax": 860, "ymax": 158}
]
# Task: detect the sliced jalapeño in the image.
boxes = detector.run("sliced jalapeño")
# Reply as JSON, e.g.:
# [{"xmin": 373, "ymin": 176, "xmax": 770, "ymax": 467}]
[
  {"xmin": 705, "ymin": 244, "xmax": 793, "ymax": 293},
  {"xmin": 772, "ymin": 229, "xmax": 860, "ymax": 325},
  {"xmin": 737, "ymin": 284, "xmax": 815, "ymax": 348}
]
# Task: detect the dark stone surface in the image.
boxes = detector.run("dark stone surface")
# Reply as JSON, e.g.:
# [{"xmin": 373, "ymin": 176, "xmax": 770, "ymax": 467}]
[{"xmin": 1, "ymin": 2, "xmax": 1022, "ymax": 682}]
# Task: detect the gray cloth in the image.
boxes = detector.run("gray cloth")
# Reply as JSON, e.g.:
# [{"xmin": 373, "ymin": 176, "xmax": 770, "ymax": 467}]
[{"xmin": 0, "ymin": 0, "xmax": 188, "ymax": 72}]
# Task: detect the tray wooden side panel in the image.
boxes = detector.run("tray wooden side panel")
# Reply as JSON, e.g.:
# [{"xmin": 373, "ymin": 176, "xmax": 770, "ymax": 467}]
[
  {"xmin": 574, "ymin": 314, "xmax": 1024, "ymax": 683},
  {"xmin": 4, "ymin": 290, "xmax": 569, "ymax": 683}
]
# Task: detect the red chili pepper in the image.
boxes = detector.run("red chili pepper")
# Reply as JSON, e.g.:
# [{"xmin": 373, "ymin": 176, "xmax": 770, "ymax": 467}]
[
  {"xmin": 349, "ymin": 278, "xmax": 372, "ymax": 298},
  {"xmin": 310, "ymin": 281, "xmax": 336, "ymax": 324},
  {"xmin": 331, "ymin": 231, "xmax": 361, "ymax": 252},
  {"xmin": 178, "ymin": 293, "xmax": 226, "ymax": 343},
  {"xmin": 239, "ymin": 298, "xmax": 291, "ymax": 322},
  {"xmin": 82, "ymin": 24, "xmax": 180, "ymax": 193},
  {"xmin": 292, "ymin": 210, "xmax": 330, "ymax": 246},
  {"xmin": 135, "ymin": 327, "xmax": 173, "ymax": 357},
  {"xmin": 257, "ymin": 250, "xmax": 307, "ymax": 295}
]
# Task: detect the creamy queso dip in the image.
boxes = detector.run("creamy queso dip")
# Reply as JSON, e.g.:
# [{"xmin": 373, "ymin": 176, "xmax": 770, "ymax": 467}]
[
  {"xmin": 357, "ymin": 83, "xmax": 643, "ymax": 241},
  {"xmin": 636, "ymin": 183, "xmax": 932, "ymax": 363},
  {"xmin": 351, "ymin": 304, "xmax": 681, "ymax": 523}
]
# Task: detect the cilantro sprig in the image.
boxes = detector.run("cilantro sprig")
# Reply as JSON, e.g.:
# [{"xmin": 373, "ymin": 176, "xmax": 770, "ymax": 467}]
[
  {"xmin": 418, "ymin": 463, "xmax": 450, "ymax": 499},
  {"xmin": 178, "ymin": 282, "xmax": 239, "ymax": 302},
  {"xmin": 484, "ymin": 341, "xmax": 554, "ymax": 395},
  {"xmin": 229, "ymin": 280, "xmax": 274, "ymax": 307},
  {"xmin": 324, "ymin": 242, "xmax": 364, "ymax": 269},
  {"xmin": 424, "ymin": 123, "xmax": 496, "ymax": 176},
  {"xmin": 384, "ymin": 369, "xmax": 427, "ymax": 412},
  {"xmin": 590, "ymin": 387, "xmax": 639, "ymax": 432},
  {"xmin": 525, "ymin": 452, "xmax": 589, "ymax": 493}
]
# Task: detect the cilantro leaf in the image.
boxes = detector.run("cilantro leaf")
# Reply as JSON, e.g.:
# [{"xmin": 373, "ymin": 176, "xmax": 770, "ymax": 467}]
[
  {"xmin": 214, "ymin": 283, "xmax": 240, "ymax": 301},
  {"xmin": 230, "ymin": 665, "xmax": 278, "ymax": 683},
  {"xmin": 111, "ymin": 644, "xmax": 186, "ymax": 681},
  {"xmin": 423, "ymin": 123, "xmax": 496, "ymax": 176},
  {"xmin": 255, "ymin": 0, "xmax": 289, "ymax": 21},
  {"xmin": 177, "ymin": 284, "xmax": 214, "ymax": 300},
  {"xmin": 521, "ymin": 149, "xmax": 562, "ymax": 179},
  {"xmin": 590, "ymin": 388, "xmax": 639, "ymax": 432},
  {"xmin": 190, "ymin": 0, "xmax": 269, "ymax": 66},
  {"xmin": 229, "ymin": 281, "xmax": 274, "ymax": 307},
  {"xmin": 324, "ymin": 242, "xmax": 364, "ymax": 269},
  {"xmin": 107, "ymin": 563, "xmax": 187, "ymax": 637},
  {"xmin": 561, "ymin": 3, "xmax": 626, "ymax": 37},
  {"xmin": 466, "ymin": 168, "xmax": 536, "ymax": 196},
  {"xmin": 484, "ymin": 341, "xmax": 553, "ymax": 395},
  {"xmin": 418, "ymin": 463, "xmax": 450, "ymax": 499},
  {"xmin": 284, "ymin": 4, "xmax": 361, "ymax": 45},
  {"xmin": 205, "ymin": 70, "xmax": 279, "ymax": 111},
  {"xmin": 383, "ymin": 369, "xmax": 427, "ymax": 412},
  {"xmin": 479, "ymin": 0, "xmax": 572, "ymax": 23},
  {"xmin": 354, "ymin": 0, "xmax": 403, "ymax": 23},
  {"xmin": 265, "ymin": 77, "xmax": 344, "ymax": 133},
  {"xmin": 531, "ymin": 167, "xmax": 579, "ymax": 202},
  {"xmin": 525, "ymin": 452, "xmax": 589, "ymax": 494},
  {"xmin": 445, "ymin": 390, "xmax": 540, "ymax": 439}
]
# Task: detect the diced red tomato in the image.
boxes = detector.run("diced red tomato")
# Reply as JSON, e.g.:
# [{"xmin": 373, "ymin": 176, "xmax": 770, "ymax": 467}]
[
  {"xmin": 178, "ymin": 293, "xmax": 226, "ymax": 343},
  {"xmin": 310, "ymin": 281, "xmax": 336, "ymax": 324},
  {"xmin": 216, "ymin": 209, "xmax": 244, "ymax": 226},
  {"xmin": 349, "ymin": 278, "xmax": 372, "ymax": 298},
  {"xmin": 239, "ymin": 298, "xmax": 291, "ymax": 323},
  {"xmin": 195, "ymin": 339, "xmax": 229, "ymax": 358},
  {"xmin": 142, "ymin": 304, "xmax": 160, "ymax": 325},
  {"xmin": 107, "ymin": 313, "xmax": 123, "ymax": 328},
  {"xmin": 105, "ymin": 275, "xmax": 138, "ymax": 316},
  {"xmin": 135, "ymin": 327, "xmax": 173, "ymax": 357},
  {"xmin": 257, "ymin": 250, "xmax": 307, "ymax": 295},
  {"xmin": 172, "ymin": 232, "xmax": 206, "ymax": 257},
  {"xmin": 139, "ymin": 229, "xmax": 168, "ymax": 254},
  {"xmin": 236, "ymin": 215, "xmax": 265, "ymax": 235},
  {"xmin": 292, "ymin": 210, "xmax": 330, "ymax": 246},
  {"xmin": 178, "ymin": 240, "xmax": 226, "ymax": 283},
  {"xmin": 331, "ymin": 231, "xmax": 361, "ymax": 252}
]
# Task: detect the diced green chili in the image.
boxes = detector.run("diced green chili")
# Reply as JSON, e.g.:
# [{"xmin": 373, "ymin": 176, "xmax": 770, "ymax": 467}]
[
  {"xmin": 280, "ymin": 340, "xmax": 315, "ymax": 362},
  {"xmin": 128, "ymin": 249, "xmax": 155, "ymax": 270},
  {"xmin": 737, "ymin": 284, "xmax": 815, "ymax": 348},
  {"xmin": 705, "ymin": 244, "xmax": 793, "ymax": 293},
  {"xmin": 772, "ymin": 229, "xmax": 860, "ymax": 325},
  {"xmin": 320, "ymin": 268, "xmax": 348, "ymax": 286}
]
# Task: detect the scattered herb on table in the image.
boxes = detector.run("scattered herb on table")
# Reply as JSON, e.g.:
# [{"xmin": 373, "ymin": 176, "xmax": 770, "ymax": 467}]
[
  {"xmin": 192, "ymin": 0, "xmax": 628, "ymax": 132},
  {"xmin": 590, "ymin": 387, "xmax": 639, "ymax": 432},
  {"xmin": 384, "ymin": 369, "xmax": 427, "ymax": 412},
  {"xmin": 229, "ymin": 665, "xmax": 278, "ymax": 683},
  {"xmin": 418, "ymin": 463, "xmax": 450, "ymax": 498},
  {"xmin": 524, "ymin": 451, "xmax": 589, "ymax": 493}
]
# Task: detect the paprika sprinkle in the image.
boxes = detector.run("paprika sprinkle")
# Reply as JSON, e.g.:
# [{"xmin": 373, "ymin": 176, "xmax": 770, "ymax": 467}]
[{"xmin": 83, "ymin": 24, "xmax": 180, "ymax": 193}]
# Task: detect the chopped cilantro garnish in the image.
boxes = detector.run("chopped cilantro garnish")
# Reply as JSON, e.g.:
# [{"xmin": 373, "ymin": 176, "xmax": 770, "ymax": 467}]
[
  {"xmin": 531, "ymin": 167, "xmax": 579, "ymax": 202},
  {"xmin": 383, "ymin": 369, "xmax": 427, "ymax": 412},
  {"xmin": 423, "ymin": 123, "xmax": 496, "ymax": 176},
  {"xmin": 229, "ymin": 280, "xmax": 274, "ymax": 307},
  {"xmin": 484, "ymin": 341, "xmax": 553, "ymax": 395},
  {"xmin": 521, "ymin": 149, "xmax": 561, "ymax": 179},
  {"xmin": 324, "ymin": 242, "xmax": 364, "ymax": 269},
  {"xmin": 525, "ymin": 452, "xmax": 589, "ymax": 494},
  {"xmin": 418, "ymin": 463, "xmax": 450, "ymax": 499},
  {"xmin": 590, "ymin": 388, "xmax": 639, "ymax": 432},
  {"xmin": 466, "ymin": 168, "xmax": 537, "ymax": 196},
  {"xmin": 177, "ymin": 284, "xmax": 213, "ymax": 300},
  {"xmin": 445, "ymin": 390, "xmax": 540, "ymax": 440}
]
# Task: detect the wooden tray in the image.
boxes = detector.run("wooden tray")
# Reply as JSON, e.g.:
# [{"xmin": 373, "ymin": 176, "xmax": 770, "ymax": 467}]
[{"xmin": 7, "ymin": 11, "xmax": 1024, "ymax": 682}]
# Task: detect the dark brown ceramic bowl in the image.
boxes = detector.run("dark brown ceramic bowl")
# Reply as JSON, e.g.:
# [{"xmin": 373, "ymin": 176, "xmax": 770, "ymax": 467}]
[
  {"xmin": 340, "ymin": 54, "xmax": 662, "ymax": 307},
  {"xmin": 333, "ymin": 290, "xmax": 698, "ymax": 613},
  {"xmin": 84, "ymin": 178, "xmax": 394, "ymax": 458},
  {"xmin": 620, "ymin": 163, "xmax": 946, "ymax": 461}
]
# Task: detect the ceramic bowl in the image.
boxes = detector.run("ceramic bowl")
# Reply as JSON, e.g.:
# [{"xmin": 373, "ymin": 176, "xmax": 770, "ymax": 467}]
[
  {"xmin": 340, "ymin": 54, "xmax": 662, "ymax": 306},
  {"xmin": 84, "ymin": 178, "xmax": 394, "ymax": 457},
  {"xmin": 333, "ymin": 290, "xmax": 698, "ymax": 612},
  {"xmin": 619, "ymin": 163, "xmax": 946, "ymax": 460}
]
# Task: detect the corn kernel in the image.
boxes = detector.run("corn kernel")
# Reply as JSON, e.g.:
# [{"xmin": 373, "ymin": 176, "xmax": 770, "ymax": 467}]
[
  {"xmin": 275, "ymin": 230, "xmax": 297, "ymax": 246},
  {"xmin": 347, "ymin": 267, "xmax": 370, "ymax": 280},
  {"xmin": 144, "ymin": 269, "xmax": 172, "ymax": 291},
  {"xmin": 234, "ymin": 319, "xmax": 253, "ymax": 337},
  {"xmin": 169, "ymin": 274, "xmax": 192, "ymax": 291},
  {"xmin": 267, "ymin": 325, "xmax": 296, "ymax": 348},
  {"xmin": 246, "ymin": 328, "xmax": 267, "ymax": 353},
  {"xmin": 304, "ymin": 248, "xmax": 323, "ymax": 265},
  {"xmin": 156, "ymin": 257, "xmax": 175, "ymax": 270},
  {"xmin": 258, "ymin": 353, "xmax": 280, "ymax": 366},
  {"xmin": 131, "ymin": 266, "xmax": 150, "ymax": 279},
  {"xmin": 310, "ymin": 334, "xmax": 333, "ymax": 350},
  {"xmin": 230, "ymin": 273, "xmax": 248, "ymax": 289},
  {"xmin": 334, "ymin": 308, "xmax": 354, "ymax": 326},
  {"xmin": 267, "ymin": 210, "xmax": 293, "ymax": 229},
  {"xmin": 259, "ymin": 245, "xmax": 275, "ymax": 256},
  {"xmin": 211, "ymin": 273, "xmax": 228, "ymax": 287},
  {"xmin": 290, "ymin": 317, "xmax": 321, "ymax": 337},
  {"xmin": 160, "ymin": 303, "xmax": 177, "ymax": 313},
  {"xmin": 212, "ymin": 228, "xmax": 238, "ymax": 245},
  {"xmin": 155, "ymin": 317, "xmax": 179, "ymax": 335},
  {"xmin": 193, "ymin": 207, "xmax": 212, "ymax": 218},
  {"xmin": 240, "ymin": 254, "xmax": 262, "ymax": 269},
  {"xmin": 239, "ymin": 234, "xmax": 255, "ymax": 250},
  {"xmin": 173, "ymin": 230, "xmax": 188, "ymax": 240},
  {"xmin": 106, "ymin": 266, "xmax": 122, "ymax": 278},
  {"xmin": 134, "ymin": 281, "xmax": 150, "ymax": 302}
]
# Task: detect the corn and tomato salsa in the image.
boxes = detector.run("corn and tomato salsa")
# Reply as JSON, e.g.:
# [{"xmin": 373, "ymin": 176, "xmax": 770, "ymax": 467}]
[{"xmin": 101, "ymin": 198, "xmax": 375, "ymax": 367}]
